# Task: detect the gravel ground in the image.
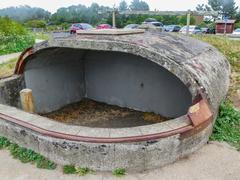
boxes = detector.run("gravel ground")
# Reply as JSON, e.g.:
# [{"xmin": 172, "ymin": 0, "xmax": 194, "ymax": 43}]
[{"xmin": 0, "ymin": 141, "xmax": 239, "ymax": 180}]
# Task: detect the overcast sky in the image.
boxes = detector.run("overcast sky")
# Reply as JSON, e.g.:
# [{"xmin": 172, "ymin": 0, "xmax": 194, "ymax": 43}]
[{"xmin": 0, "ymin": 0, "xmax": 240, "ymax": 13}]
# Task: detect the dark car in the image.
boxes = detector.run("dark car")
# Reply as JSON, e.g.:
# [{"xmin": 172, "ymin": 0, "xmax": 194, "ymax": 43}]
[
  {"xmin": 70, "ymin": 23, "xmax": 93, "ymax": 34},
  {"xmin": 143, "ymin": 18, "xmax": 163, "ymax": 27},
  {"xmin": 164, "ymin": 25, "xmax": 181, "ymax": 32},
  {"xmin": 201, "ymin": 27, "xmax": 216, "ymax": 34},
  {"xmin": 97, "ymin": 24, "xmax": 112, "ymax": 29},
  {"xmin": 124, "ymin": 24, "xmax": 140, "ymax": 29}
]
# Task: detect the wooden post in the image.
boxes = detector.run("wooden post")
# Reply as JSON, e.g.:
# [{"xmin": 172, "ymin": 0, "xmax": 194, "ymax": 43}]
[
  {"xmin": 112, "ymin": 8, "xmax": 116, "ymax": 29},
  {"xmin": 20, "ymin": 89, "xmax": 35, "ymax": 113},
  {"xmin": 186, "ymin": 10, "xmax": 191, "ymax": 36}
]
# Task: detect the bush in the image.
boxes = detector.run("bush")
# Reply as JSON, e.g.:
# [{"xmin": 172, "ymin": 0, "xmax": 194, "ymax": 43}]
[
  {"xmin": 25, "ymin": 20, "xmax": 47, "ymax": 28},
  {"xmin": 0, "ymin": 17, "xmax": 35, "ymax": 55},
  {"xmin": 235, "ymin": 22, "xmax": 240, "ymax": 29}
]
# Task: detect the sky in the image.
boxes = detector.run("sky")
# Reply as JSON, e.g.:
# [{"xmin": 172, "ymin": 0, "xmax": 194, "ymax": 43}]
[{"xmin": 0, "ymin": 0, "xmax": 240, "ymax": 13}]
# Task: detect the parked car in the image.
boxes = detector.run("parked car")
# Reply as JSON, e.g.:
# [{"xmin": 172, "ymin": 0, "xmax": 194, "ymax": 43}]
[
  {"xmin": 96, "ymin": 24, "xmax": 112, "ymax": 29},
  {"xmin": 143, "ymin": 18, "xmax": 163, "ymax": 27},
  {"xmin": 124, "ymin": 24, "xmax": 140, "ymax": 29},
  {"xmin": 164, "ymin": 25, "xmax": 181, "ymax": 32},
  {"xmin": 233, "ymin": 28, "xmax": 240, "ymax": 35},
  {"xmin": 70, "ymin": 23, "xmax": 93, "ymax": 34},
  {"xmin": 201, "ymin": 27, "xmax": 210, "ymax": 34},
  {"xmin": 180, "ymin": 26, "xmax": 202, "ymax": 34}
]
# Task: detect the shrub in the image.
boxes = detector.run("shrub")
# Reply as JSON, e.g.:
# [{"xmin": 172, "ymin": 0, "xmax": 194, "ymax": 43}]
[
  {"xmin": 25, "ymin": 20, "xmax": 47, "ymax": 28},
  {"xmin": 63, "ymin": 165, "xmax": 76, "ymax": 174},
  {"xmin": 0, "ymin": 17, "xmax": 35, "ymax": 55},
  {"xmin": 112, "ymin": 168, "xmax": 126, "ymax": 177}
]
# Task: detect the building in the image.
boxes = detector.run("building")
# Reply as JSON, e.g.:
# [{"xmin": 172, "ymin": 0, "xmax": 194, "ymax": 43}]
[{"xmin": 215, "ymin": 19, "xmax": 236, "ymax": 34}]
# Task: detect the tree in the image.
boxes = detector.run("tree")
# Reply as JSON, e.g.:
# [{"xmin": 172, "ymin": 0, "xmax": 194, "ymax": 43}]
[
  {"xmin": 196, "ymin": 4, "xmax": 211, "ymax": 11},
  {"xmin": 25, "ymin": 20, "xmax": 47, "ymax": 28},
  {"xmin": 222, "ymin": 0, "xmax": 238, "ymax": 18},
  {"xmin": 129, "ymin": 0, "xmax": 149, "ymax": 11},
  {"xmin": 0, "ymin": 5, "xmax": 50, "ymax": 22},
  {"xmin": 119, "ymin": 0, "xmax": 128, "ymax": 11},
  {"xmin": 208, "ymin": 0, "xmax": 238, "ymax": 18}
]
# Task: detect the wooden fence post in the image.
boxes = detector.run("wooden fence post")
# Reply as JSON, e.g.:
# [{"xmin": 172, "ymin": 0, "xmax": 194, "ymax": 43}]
[{"xmin": 20, "ymin": 89, "xmax": 35, "ymax": 113}]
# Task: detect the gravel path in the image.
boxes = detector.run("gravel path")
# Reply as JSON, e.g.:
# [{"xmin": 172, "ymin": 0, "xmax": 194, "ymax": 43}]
[
  {"xmin": 0, "ymin": 52, "xmax": 21, "ymax": 65},
  {"xmin": 0, "ymin": 141, "xmax": 239, "ymax": 180}
]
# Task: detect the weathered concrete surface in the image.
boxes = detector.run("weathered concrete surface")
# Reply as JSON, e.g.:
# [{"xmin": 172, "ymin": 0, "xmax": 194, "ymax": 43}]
[
  {"xmin": 0, "ymin": 75, "xmax": 25, "ymax": 108},
  {"xmin": 0, "ymin": 142, "xmax": 239, "ymax": 180},
  {"xmin": 0, "ymin": 108, "xmax": 212, "ymax": 171}
]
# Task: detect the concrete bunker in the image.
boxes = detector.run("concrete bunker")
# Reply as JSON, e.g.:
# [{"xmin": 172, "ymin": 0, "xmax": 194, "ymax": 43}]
[{"xmin": 0, "ymin": 30, "xmax": 230, "ymax": 171}]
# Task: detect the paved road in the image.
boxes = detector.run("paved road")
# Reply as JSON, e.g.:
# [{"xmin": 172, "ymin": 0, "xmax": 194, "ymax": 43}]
[
  {"xmin": 0, "ymin": 52, "xmax": 21, "ymax": 65},
  {"xmin": 0, "ymin": 141, "xmax": 239, "ymax": 180}
]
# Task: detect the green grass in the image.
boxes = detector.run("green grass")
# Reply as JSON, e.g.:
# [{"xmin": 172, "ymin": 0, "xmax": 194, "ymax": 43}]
[
  {"xmin": 63, "ymin": 165, "xmax": 76, "ymax": 174},
  {"xmin": 0, "ymin": 136, "xmax": 57, "ymax": 169},
  {"xmin": 63, "ymin": 165, "xmax": 95, "ymax": 176},
  {"xmin": 210, "ymin": 102, "xmax": 240, "ymax": 150},
  {"xmin": 112, "ymin": 168, "xmax": 126, "ymax": 177}
]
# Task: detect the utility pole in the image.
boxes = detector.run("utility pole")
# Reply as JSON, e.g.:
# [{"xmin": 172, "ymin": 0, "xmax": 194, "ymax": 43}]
[
  {"xmin": 112, "ymin": 5, "xmax": 116, "ymax": 29},
  {"xmin": 186, "ymin": 10, "xmax": 191, "ymax": 36}
]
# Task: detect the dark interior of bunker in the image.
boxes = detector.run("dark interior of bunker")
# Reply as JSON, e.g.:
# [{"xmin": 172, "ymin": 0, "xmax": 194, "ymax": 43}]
[{"xmin": 22, "ymin": 47, "xmax": 192, "ymax": 128}]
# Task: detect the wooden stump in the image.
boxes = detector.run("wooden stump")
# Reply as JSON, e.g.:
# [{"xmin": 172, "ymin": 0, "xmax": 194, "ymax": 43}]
[{"xmin": 20, "ymin": 89, "xmax": 35, "ymax": 113}]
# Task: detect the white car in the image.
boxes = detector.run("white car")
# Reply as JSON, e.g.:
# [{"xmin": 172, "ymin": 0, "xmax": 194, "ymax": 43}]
[
  {"xmin": 180, "ymin": 26, "xmax": 202, "ymax": 34},
  {"xmin": 233, "ymin": 28, "xmax": 240, "ymax": 35}
]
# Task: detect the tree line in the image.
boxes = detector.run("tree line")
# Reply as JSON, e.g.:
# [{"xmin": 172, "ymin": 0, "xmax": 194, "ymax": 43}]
[{"xmin": 0, "ymin": 0, "xmax": 240, "ymax": 29}]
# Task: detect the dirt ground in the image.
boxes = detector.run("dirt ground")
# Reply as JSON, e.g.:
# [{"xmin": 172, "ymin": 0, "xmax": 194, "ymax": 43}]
[
  {"xmin": 44, "ymin": 98, "xmax": 167, "ymax": 128},
  {"xmin": 0, "ymin": 141, "xmax": 239, "ymax": 180}
]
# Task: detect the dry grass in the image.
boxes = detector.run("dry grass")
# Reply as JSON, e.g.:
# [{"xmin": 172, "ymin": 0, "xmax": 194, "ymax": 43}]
[
  {"xmin": 0, "ymin": 58, "xmax": 17, "ymax": 78},
  {"xmin": 194, "ymin": 35, "xmax": 240, "ymax": 107},
  {"xmin": 44, "ymin": 99, "xmax": 167, "ymax": 127}
]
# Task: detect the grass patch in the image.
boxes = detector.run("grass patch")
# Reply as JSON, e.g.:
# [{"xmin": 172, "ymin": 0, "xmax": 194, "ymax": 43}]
[
  {"xmin": 210, "ymin": 102, "xmax": 240, "ymax": 150},
  {"xmin": 112, "ymin": 168, "xmax": 126, "ymax": 177},
  {"xmin": 63, "ymin": 165, "xmax": 76, "ymax": 174},
  {"xmin": 63, "ymin": 165, "xmax": 95, "ymax": 176},
  {"xmin": 0, "ymin": 136, "xmax": 57, "ymax": 169},
  {"xmin": 0, "ymin": 58, "xmax": 18, "ymax": 78}
]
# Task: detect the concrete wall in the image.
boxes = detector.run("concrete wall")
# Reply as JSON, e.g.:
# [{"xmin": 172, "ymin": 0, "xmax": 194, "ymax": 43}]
[
  {"xmin": 24, "ymin": 48, "xmax": 192, "ymax": 118},
  {"xmin": 85, "ymin": 51, "xmax": 192, "ymax": 118},
  {"xmin": 24, "ymin": 48, "xmax": 86, "ymax": 113},
  {"xmin": 0, "ymin": 76, "xmax": 25, "ymax": 108}
]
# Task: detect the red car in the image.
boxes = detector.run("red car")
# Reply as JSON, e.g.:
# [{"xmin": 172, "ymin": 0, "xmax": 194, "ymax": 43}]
[
  {"xmin": 70, "ymin": 23, "xmax": 93, "ymax": 34},
  {"xmin": 96, "ymin": 24, "xmax": 112, "ymax": 29}
]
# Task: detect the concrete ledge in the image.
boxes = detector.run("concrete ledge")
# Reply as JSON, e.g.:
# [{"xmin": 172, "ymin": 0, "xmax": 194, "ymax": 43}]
[
  {"xmin": 0, "ymin": 104, "xmax": 191, "ymax": 139},
  {"xmin": 0, "ymin": 106, "xmax": 213, "ymax": 171}
]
